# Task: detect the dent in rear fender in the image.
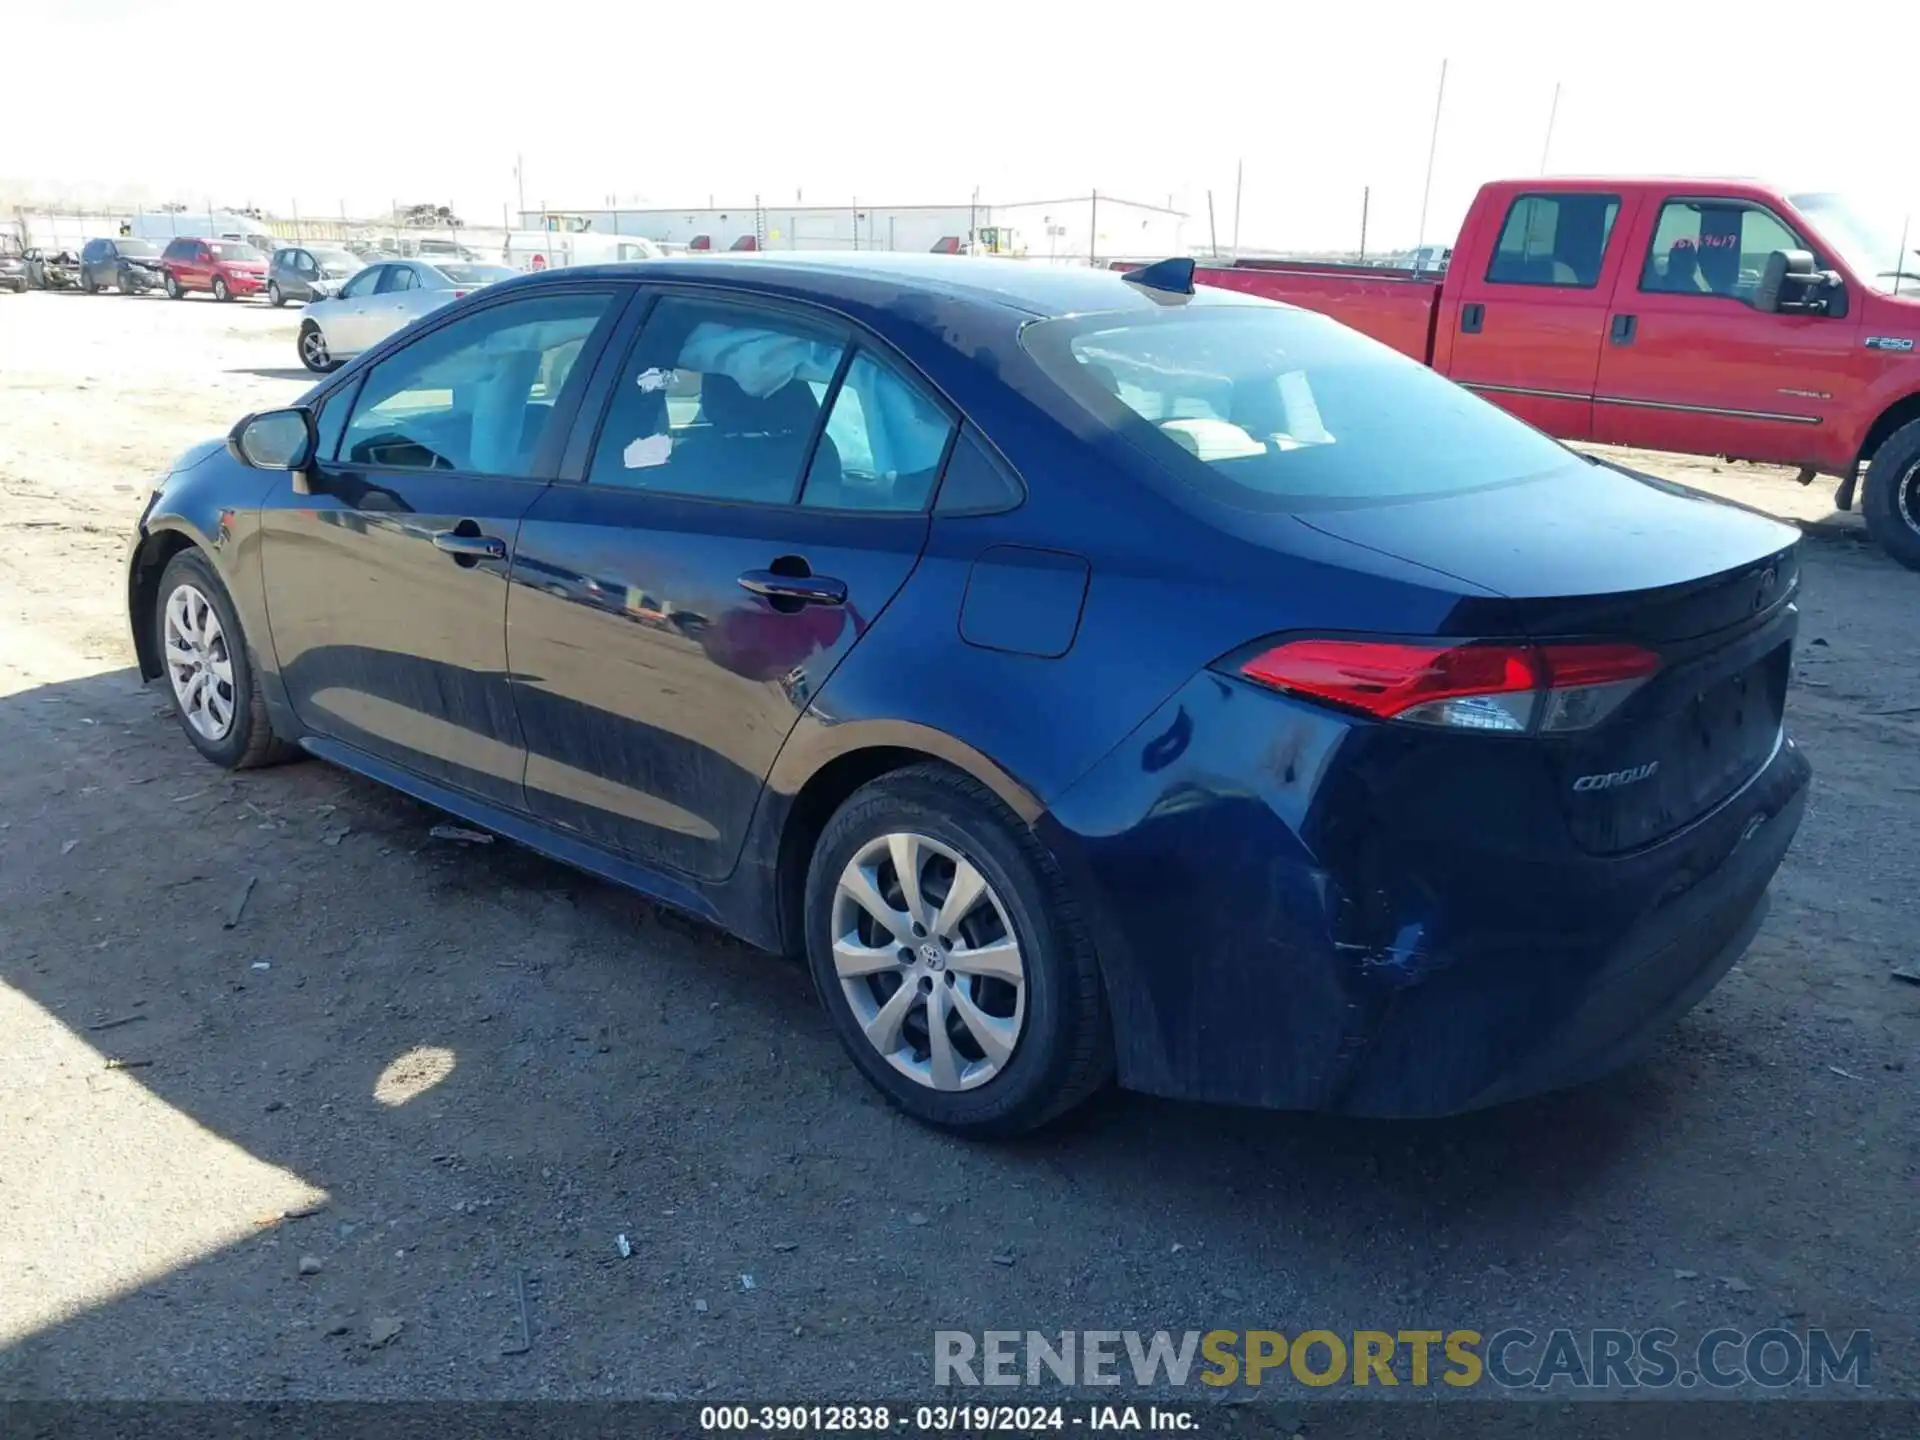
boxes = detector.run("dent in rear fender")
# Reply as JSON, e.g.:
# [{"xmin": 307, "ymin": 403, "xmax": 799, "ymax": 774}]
[{"xmin": 1038, "ymin": 669, "xmax": 1380, "ymax": 1107}]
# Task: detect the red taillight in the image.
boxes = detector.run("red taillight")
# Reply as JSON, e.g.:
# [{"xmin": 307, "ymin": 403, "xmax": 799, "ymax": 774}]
[
  {"xmin": 450, "ymin": 289, "xmax": 470, "ymax": 297},
  {"xmin": 1239, "ymin": 639, "xmax": 1660, "ymax": 733}
]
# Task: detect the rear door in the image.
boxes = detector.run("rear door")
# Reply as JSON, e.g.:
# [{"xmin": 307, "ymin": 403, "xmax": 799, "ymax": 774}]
[
  {"xmin": 1443, "ymin": 188, "xmax": 1633, "ymax": 441},
  {"xmin": 508, "ymin": 290, "xmax": 953, "ymax": 878},
  {"xmin": 259, "ymin": 285, "xmax": 622, "ymax": 804},
  {"xmin": 1592, "ymin": 192, "xmax": 1862, "ymax": 467}
]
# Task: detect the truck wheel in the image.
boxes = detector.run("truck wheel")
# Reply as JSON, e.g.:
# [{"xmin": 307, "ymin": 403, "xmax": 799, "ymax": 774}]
[{"xmin": 1860, "ymin": 419, "xmax": 1920, "ymax": 573}]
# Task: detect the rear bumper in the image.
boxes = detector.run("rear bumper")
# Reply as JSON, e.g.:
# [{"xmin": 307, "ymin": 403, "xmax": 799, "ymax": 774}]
[{"xmin": 1040, "ymin": 676, "xmax": 1812, "ymax": 1117}]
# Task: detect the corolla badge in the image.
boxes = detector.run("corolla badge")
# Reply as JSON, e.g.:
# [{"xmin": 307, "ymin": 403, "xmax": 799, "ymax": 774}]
[{"xmin": 1573, "ymin": 762, "xmax": 1660, "ymax": 792}]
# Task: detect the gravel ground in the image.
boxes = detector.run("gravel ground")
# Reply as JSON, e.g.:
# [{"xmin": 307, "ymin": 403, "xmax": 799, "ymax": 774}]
[{"xmin": 0, "ymin": 290, "xmax": 1914, "ymax": 1404}]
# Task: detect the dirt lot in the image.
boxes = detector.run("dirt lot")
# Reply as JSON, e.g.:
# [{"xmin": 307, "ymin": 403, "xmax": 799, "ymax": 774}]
[{"xmin": 0, "ymin": 289, "xmax": 1914, "ymax": 1404}]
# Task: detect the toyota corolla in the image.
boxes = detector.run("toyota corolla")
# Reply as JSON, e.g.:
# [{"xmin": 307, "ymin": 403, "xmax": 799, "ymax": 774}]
[{"xmin": 125, "ymin": 254, "xmax": 1811, "ymax": 1136}]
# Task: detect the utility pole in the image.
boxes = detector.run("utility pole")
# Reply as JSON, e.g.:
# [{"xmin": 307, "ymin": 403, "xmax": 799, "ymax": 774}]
[
  {"xmin": 1359, "ymin": 186, "xmax": 1370, "ymax": 261},
  {"xmin": 1207, "ymin": 190, "xmax": 1219, "ymax": 258},
  {"xmin": 515, "ymin": 154, "xmax": 525, "ymax": 225},
  {"xmin": 1231, "ymin": 160, "xmax": 1243, "ymax": 257},
  {"xmin": 1539, "ymin": 82, "xmax": 1561, "ymax": 174},
  {"xmin": 1415, "ymin": 58, "xmax": 1448, "ymax": 260},
  {"xmin": 1089, "ymin": 189, "xmax": 1099, "ymax": 267}
]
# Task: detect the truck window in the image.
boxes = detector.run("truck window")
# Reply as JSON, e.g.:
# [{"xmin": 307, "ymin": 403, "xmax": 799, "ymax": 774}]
[
  {"xmin": 1640, "ymin": 200, "xmax": 1804, "ymax": 305},
  {"xmin": 1485, "ymin": 192, "xmax": 1620, "ymax": 288}
]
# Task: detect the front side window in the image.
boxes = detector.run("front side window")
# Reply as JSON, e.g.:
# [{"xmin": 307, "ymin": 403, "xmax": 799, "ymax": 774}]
[
  {"xmin": 1641, "ymin": 200, "xmax": 1803, "ymax": 303},
  {"xmin": 1022, "ymin": 303, "xmax": 1577, "ymax": 512},
  {"xmin": 376, "ymin": 265, "xmax": 417, "ymax": 294},
  {"xmin": 339, "ymin": 266, "xmax": 382, "ymax": 300},
  {"xmin": 83, "ymin": 241, "xmax": 108, "ymax": 261},
  {"xmin": 799, "ymin": 351, "xmax": 954, "ymax": 511},
  {"xmin": 1484, "ymin": 192, "xmax": 1620, "ymax": 288},
  {"xmin": 587, "ymin": 296, "xmax": 848, "ymax": 503},
  {"xmin": 337, "ymin": 292, "xmax": 614, "ymax": 478}
]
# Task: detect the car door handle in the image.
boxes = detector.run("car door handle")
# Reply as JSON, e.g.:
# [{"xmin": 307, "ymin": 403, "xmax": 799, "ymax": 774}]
[
  {"xmin": 1610, "ymin": 313, "xmax": 1638, "ymax": 345},
  {"xmin": 1460, "ymin": 302, "xmax": 1485, "ymax": 334},
  {"xmin": 737, "ymin": 569, "xmax": 847, "ymax": 607},
  {"xmin": 432, "ymin": 530, "xmax": 505, "ymax": 559}
]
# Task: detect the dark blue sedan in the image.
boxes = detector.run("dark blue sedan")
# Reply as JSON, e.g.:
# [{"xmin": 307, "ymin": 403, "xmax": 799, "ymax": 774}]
[{"xmin": 126, "ymin": 254, "xmax": 1810, "ymax": 1135}]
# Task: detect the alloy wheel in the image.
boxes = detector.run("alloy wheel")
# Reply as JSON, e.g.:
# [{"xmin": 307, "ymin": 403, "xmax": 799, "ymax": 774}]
[
  {"xmin": 299, "ymin": 326, "xmax": 330, "ymax": 370},
  {"xmin": 830, "ymin": 831, "xmax": 1026, "ymax": 1091},
  {"xmin": 1899, "ymin": 460, "xmax": 1920, "ymax": 536},
  {"xmin": 163, "ymin": 583, "xmax": 237, "ymax": 742}
]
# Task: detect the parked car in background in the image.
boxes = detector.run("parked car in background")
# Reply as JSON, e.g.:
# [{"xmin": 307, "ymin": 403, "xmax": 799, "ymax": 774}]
[
  {"xmin": 78, "ymin": 237, "xmax": 167, "ymax": 293},
  {"xmin": 0, "ymin": 247, "xmax": 27, "ymax": 293},
  {"xmin": 295, "ymin": 258, "xmax": 516, "ymax": 371},
  {"xmin": 1155, "ymin": 176, "xmax": 1920, "ymax": 570},
  {"xmin": 267, "ymin": 245, "xmax": 363, "ymax": 307},
  {"xmin": 131, "ymin": 254, "xmax": 1810, "ymax": 1136},
  {"xmin": 161, "ymin": 237, "xmax": 269, "ymax": 301},
  {"xmin": 25, "ymin": 249, "xmax": 82, "ymax": 290},
  {"xmin": 415, "ymin": 238, "xmax": 480, "ymax": 261}
]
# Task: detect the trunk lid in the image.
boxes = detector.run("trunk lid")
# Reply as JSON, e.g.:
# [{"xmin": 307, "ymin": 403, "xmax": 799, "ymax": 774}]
[{"xmin": 1298, "ymin": 457, "xmax": 1801, "ymax": 854}]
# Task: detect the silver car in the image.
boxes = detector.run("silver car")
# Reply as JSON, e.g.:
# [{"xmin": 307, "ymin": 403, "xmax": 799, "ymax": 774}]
[{"xmin": 295, "ymin": 258, "xmax": 517, "ymax": 373}]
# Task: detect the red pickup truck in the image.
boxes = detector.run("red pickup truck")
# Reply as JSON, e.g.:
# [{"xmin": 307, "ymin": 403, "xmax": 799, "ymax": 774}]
[{"xmin": 1172, "ymin": 177, "xmax": 1920, "ymax": 570}]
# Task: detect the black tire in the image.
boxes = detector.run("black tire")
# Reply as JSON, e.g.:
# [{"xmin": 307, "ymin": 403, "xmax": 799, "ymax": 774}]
[
  {"xmin": 164, "ymin": 273, "xmax": 183, "ymax": 299},
  {"xmin": 1861, "ymin": 419, "xmax": 1920, "ymax": 573},
  {"xmin": 78, "ymin": 272, "xmax": 96, "ymax": 294},
  {"xmin": 152, "ymin": 548, "xmax": 298, "ymax": 769},
  {"xmin": 212, "ymin": 275, "xmax": 231, "ymax": 302},
  {"xmin": 268, "ymin": 281, "xmax": 284, "ymax": 307},
  {"xmin": 803, "ymin": 763, "xmax": 1112, "ymax": 1137},
  {"xmin": 297, "ymin": 321, "xmax": 338, "ymax": 373}
]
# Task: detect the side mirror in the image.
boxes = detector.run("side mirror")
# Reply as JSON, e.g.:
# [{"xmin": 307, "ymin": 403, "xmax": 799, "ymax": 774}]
[
  {"xmin": 229, "ymin": 408, "xmax": 317, "ymax": 492},
  {"xmin": 1756, "ymin": 249, "xmax": 1845, "ymax": 316}
]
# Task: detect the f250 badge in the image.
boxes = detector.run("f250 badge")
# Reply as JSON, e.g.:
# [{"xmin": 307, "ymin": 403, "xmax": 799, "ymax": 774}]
[
  {"xmin": 1864, "ymin": 336, "xmax": 1916, "ymax": 352},
  {"xmin": 1573, "ymin": 762, "xmax": 1660, "ymax": 792}
]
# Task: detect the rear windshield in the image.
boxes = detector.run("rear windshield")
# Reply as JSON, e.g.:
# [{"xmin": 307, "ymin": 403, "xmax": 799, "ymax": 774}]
[
  {"xmin": 1021, "ymin": 304, "xmax": 1576, "ymax": 510},
  {"xmin": 211, "ymin": 242, "xmax": 264, "ymax": 260},
  {"xmin": 437, "ymin": 263, "xmax": 516, "ymax": 286}
]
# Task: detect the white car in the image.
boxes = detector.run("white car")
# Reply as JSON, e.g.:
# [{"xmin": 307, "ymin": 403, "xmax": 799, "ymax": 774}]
[{"xmin": 296, "ymin": 258, "xmax": 517, "ymax": 373}]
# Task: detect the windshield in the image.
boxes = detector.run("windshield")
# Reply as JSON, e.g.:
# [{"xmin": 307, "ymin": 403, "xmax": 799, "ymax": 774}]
[
  {"xmin": 436, "ymin": 263, "xmax": 516, "ymax": 286},
  {"xmin": 313, "ymin": 249, "xmax": 359, "ymax": 272},
  {"xmin": 1790, "ymin": 192, "xmax": 1919, "ymax": 294},
  {"xmin": 211, "ymin": 242, "xmax": 264, "ymax": 261},
  {"xmin": 117, "ymin": 239, "xmax": 161, "ymax": 258},
  {"xmin": 1022, "ymin": 304, "xmax": 1578, "ymax": 511}
]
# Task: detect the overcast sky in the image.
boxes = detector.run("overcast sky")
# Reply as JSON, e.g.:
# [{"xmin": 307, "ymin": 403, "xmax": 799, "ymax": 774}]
[{"xmin": 6, "ymin": 0, "xmax": 1913, "ymax": 250}]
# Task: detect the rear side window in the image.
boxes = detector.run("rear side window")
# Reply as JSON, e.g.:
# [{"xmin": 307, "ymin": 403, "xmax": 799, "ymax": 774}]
[
  {"xmin": 586, "ymin": 296, "xmax": 848, "ymax": 503},
  {"xmin": 1485, "ymin": 192, "xmax": 1620, "ymax": 288},
  {"xmin": 799, "ymin": 351, "xmax": 955, "ymax": 512},
  {"xmin": 1022, "ymin": 305, "xmax": 1577, "ymax": 511},
  {"xmin": 163, "ymin": 240, "xmax": 191, "ymax": 261}
]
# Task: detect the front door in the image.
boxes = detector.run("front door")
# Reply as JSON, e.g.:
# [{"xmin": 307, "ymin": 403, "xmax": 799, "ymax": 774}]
[
  {"xmin": 326, "ymin": 264, "xmax": 388, "ymax": 355},
  {"xmin": 1445, "ymin": 188, "xmax": 1631, "ymax": 442},
  {"xmin": 508, "ymin": 292, "xmax": 953, "ymax": 878},
  {"xmin": 1592, "ymin": 194, "xmax": 1862, "ymax": 468},
  {"xmin": 259, "ymin": 286, "xmax": 621, "ymax": 805}
]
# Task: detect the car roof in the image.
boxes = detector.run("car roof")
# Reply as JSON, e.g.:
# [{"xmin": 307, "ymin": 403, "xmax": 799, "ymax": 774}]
[{"xmin": 517, "ymin": 252, "xmax": 1273, "ymax": 321}]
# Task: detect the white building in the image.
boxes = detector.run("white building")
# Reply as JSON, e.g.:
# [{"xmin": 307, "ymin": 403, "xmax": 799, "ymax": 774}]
[{"xmin": 519, "ymin": 203, "xmax": 995, "ymax": 255}]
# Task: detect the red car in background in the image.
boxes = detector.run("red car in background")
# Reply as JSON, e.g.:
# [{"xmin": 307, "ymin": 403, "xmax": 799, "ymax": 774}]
[
  {"xmin": 161, "ymin": 237, "xmax": 269, "ymax": 302},
  {"xmin": 1126, "ymin": 177, "xmax": 1920, "ymax": 570}
]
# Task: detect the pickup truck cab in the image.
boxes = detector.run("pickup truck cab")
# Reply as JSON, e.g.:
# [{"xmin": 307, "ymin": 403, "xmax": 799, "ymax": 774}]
[{"xmin": 1182, "ymin": 178, "xmax": 1920, "ymax": 570}]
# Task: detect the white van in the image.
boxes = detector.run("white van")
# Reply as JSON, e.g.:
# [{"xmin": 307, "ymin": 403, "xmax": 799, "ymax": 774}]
[{"xmin": 501, "ymin": 231, "xmax": 663, "ymax": 272}]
